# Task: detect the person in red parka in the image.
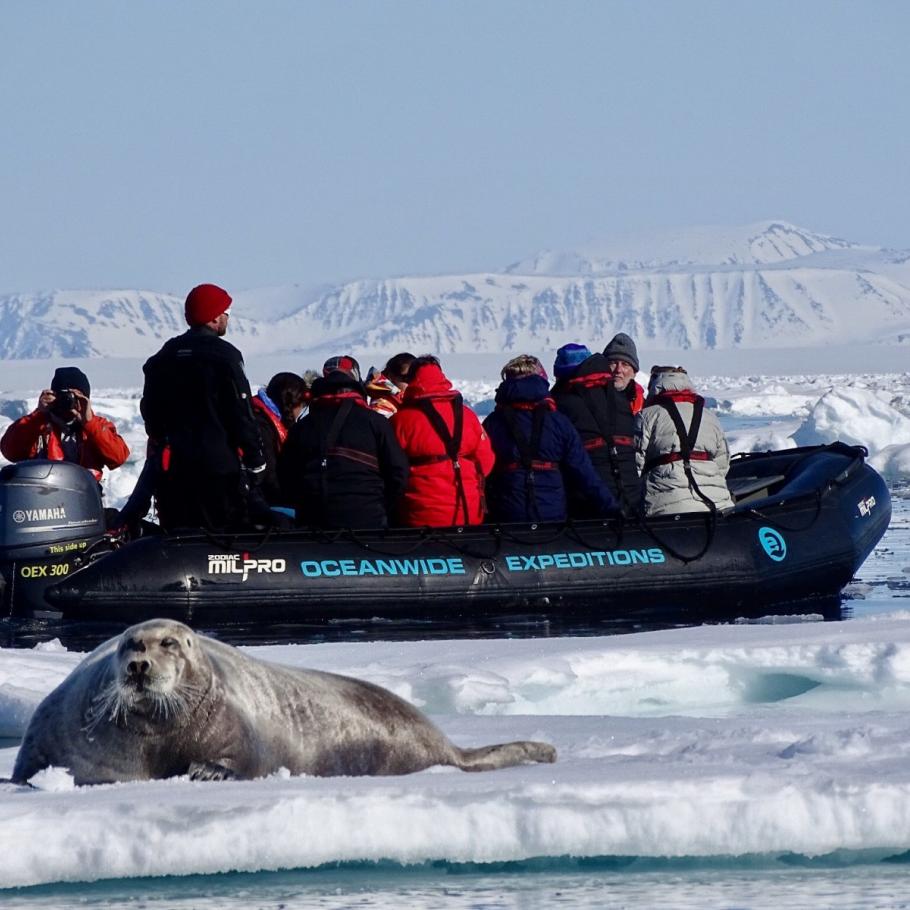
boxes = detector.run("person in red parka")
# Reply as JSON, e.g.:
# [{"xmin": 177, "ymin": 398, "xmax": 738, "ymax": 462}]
[
  {"xmin": 0, "ymin": 366, "xmax": 129, "ymax": 484},
  {"xmin": 391, "ymin": 356, "xmax": 495, "ymax": 527}
]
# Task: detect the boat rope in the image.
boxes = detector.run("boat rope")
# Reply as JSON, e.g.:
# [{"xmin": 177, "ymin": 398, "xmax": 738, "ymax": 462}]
[
  {"xmin": 347, "ymin": 526, "xmax": 433, "ymax": 556},
  {"xmin": 496, "ymin": 521, "xmax": 573, "ymax": 548},
  {"xmin": 195, "ymin": 521, "xmax": 278, "ymax": 554},
  {"xmin": 563, "ymin": 516, "xmax": 627, "ymax": 553},
  {"xmin": 744, "ymin": 489, "xmax": 824, "ymax": 533},
  {"xmin": 634, "ymin": 396, "xmax": 718, "ymax": 563},
  {"xmin": 632, "ymin": 509, "xmax": 716, "ymax": 564}
]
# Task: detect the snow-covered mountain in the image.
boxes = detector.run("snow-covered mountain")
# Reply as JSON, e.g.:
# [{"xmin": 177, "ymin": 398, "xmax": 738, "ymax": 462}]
[
  {"xmin": 504, "ymin": 220, "xmax": 869, "ymax": 274},
  {"xmin": 0, "ymin": 290, "xmax": 264, "ymax": 359},
  {"xmin": 3, "ymin": 222, "xmax": 910, "ymax": 359}
]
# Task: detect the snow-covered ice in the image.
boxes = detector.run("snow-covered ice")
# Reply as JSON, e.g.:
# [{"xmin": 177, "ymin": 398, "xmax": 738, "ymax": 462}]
[
  {"xmin": 3, "ymin": 366, "xmax": 910, "ymax": 901},
  {"xmin": 4, "ymin": 604, "xmax": 910, "ymax": 888}
]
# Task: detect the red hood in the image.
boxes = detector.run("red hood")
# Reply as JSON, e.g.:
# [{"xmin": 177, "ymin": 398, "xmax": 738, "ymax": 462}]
[
  {"xmin": 251, "ymin": 395, "xmax": 289, "ymax": 443},
  {"xmin": 310, "ymin": 389, "xmax": 369, "ymax": 408},
  {"xmin": 646, "ymin": 389, "xmax": 702, "ymax": 406},
  {"xmin": 558, "ymin": 371, "xmax": 613, "ymax": 391},
  {"xmin": 402, "ymin": 363, "xmax": 458, "ymax": 401}
]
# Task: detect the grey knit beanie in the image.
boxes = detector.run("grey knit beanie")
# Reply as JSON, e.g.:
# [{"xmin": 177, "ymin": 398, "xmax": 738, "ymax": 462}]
[{"xmin": 603, "ymin": 333, "xmax": 639, "ymax": 372}]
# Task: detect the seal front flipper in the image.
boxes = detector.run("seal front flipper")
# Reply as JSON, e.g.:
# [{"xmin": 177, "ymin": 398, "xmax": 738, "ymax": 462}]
[
  {"xmin": 188, "ymin": 760, "xmax": 237, "ymax": 781},
  {"xmin": 0, "ymin": 776, "xmax": 38, "ymax": 790}
]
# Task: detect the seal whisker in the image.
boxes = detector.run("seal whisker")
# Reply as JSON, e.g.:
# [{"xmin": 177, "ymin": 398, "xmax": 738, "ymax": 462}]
[{"xmin": 83, "ymin": 687, "xmax": 127, "ymax": 735}]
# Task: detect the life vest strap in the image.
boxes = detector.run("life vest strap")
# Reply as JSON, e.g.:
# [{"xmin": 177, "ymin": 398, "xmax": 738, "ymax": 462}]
[
  {"xmin": 410, "ymin": 453, "xmax": 453, "ymax": 467},
  {"xmin": 413, "ymin": 396, "xmax": 471, "ymax": 524},
  {"xmin": 499, "ymin": 459, "xmax": 558, "ymax": 472},
  {"xmin": 584, "ymin": 434, "xmax": 634, "ymax": 451},
  {"xmin": 327, "ymin": 446, "xmax": 379, "ymax": 470},
  {"xmin": 643, "ymin": 450, "xmax": 712, "ymax": 473}
]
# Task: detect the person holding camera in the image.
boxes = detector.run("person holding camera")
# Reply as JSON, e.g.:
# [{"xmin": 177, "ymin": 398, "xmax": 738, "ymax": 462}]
[{"xmin": 0, "ymin": 366, "xmax": 129, "ymax": 483}]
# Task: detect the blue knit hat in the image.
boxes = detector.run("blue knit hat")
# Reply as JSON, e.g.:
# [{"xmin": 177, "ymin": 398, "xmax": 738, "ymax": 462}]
[{"xmin": 553, "ymin": 343, "xmax": 591, "ymax": 379}]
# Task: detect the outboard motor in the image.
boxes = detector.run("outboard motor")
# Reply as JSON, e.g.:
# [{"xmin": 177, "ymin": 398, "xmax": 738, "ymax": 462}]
[{"xmin": 0, "ymin": 460, "xmax": 109, "ymax": 617}]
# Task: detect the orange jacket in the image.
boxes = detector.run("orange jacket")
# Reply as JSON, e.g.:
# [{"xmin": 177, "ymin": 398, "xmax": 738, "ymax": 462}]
[{"xmin": 0, "ymin": 410, "xmax": 130, "ymax": 481}]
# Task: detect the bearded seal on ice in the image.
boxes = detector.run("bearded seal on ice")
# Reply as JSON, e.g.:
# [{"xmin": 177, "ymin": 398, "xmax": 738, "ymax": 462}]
[{"xmin": 13, "ymin": 618, "xmax": 556, "ymax": 785}]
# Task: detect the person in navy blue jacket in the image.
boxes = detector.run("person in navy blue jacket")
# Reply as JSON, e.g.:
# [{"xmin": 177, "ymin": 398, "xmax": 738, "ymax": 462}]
[{"xmin": 482, "ymin": 355, "xmax": 620, "ymax": 523}]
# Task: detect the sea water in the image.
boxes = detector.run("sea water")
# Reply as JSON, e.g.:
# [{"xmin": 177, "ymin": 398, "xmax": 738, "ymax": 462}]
[{"xmin": 5, "ymin": 857, "xmax": 910, "ymax": 909}]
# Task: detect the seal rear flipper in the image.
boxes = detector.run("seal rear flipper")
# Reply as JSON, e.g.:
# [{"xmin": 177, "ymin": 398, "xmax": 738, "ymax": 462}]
[
  {"xmin": 453, "ymin": 740, "xmax": 557, "ymax": 771},
  {"xmin": 188, "ymin": 760, "xmax": 238, "ymax": 781}
]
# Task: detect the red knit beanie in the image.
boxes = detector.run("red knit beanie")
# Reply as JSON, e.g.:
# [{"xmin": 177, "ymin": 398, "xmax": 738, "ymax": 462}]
[{"xmin": 185, "ymin": 284, "xmax": 232, "ymax": 326}]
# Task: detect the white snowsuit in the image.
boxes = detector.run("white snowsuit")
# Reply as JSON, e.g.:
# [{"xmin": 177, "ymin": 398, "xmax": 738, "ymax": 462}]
[{"xmin": 636, "ymin": 370, "xmax": 734, "ymax": 516}]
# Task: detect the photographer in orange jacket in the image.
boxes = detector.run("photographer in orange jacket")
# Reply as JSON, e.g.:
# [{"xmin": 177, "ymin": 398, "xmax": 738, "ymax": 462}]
[{"xmin": 0, "ymin": 366, "xmax": 129, "ymax": 483}]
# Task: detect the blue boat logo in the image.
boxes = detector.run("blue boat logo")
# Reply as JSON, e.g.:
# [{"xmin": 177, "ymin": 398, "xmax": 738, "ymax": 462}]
[{"xmin": 758, "ymin": 527, "xmax": 787, "ymax": 562}]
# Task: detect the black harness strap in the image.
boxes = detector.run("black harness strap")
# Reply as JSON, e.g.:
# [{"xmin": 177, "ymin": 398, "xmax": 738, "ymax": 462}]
[
  {"xmin": 579, "ymin": 383, "xmax": 632, "ymax": 512},
  {"xmin": 498, "ymin": 404, "xmax": 547, "ymax": 521},
  {"xmin": 651, "ymin": 396, "xmax": 716, "ymax": 513},
  {"xmin": 318, "ymin": 400, "xmax": 355, "ymax": 511},
  {"xmin": 415, "ymin": 396, "xmax": 471, "ymax": 525},
  {"xmin": 657, "ymin": 396, "xmax": 703, "ymax": 462}
]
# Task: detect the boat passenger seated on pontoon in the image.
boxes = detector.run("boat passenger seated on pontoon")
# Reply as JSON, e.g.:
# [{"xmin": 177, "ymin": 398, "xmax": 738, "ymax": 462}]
[
  {"xmin": 603, "ymin": 332, "xmax": 645, "ymax": 415},
  {"xmin": 365, "ymin": 352, "xmax": 416, "ymax": 418},
  {"xmin": 278, "ymin": 361, "xmax": 409, "ymax": 529},
  {"xmin": 636, "ymin": 365, "xmax": 734, "ymax": 516},
  {"xmin": 391, "ymin": 356, "xmax": 495, "ymax": 527},
  {"xmin": 550, "ymin": 344, "xmax": 641, "ymax": 516},
  {"xmin": 251, "ymin": 372, "xmax": 308, "ymax": 509},
  {"xmin": 483, "ymin": 355, "xmax": 619, "ymax": 523}
]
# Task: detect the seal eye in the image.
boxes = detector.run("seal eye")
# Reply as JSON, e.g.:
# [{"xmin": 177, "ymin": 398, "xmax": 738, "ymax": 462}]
[{"xmin": 160, "ymin": 637, "xmax": 177, "ymax": 649}]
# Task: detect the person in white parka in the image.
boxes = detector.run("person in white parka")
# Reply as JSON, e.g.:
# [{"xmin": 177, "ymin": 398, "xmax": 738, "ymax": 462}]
[{"xmin": 636, "ymin": 366, "xmax": 734, "ymax": 516}]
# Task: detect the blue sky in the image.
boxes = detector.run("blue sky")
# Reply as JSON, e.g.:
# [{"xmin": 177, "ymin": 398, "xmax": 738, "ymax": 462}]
[{"xmin": 1, "ymin": 0, "xmax": 907, "ymax": 293}]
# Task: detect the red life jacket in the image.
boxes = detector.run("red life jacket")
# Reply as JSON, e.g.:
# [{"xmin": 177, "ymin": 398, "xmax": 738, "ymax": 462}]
[
  {"xmin": 252, "ymin": 395, "xmax": 289, "ymax": 446},
  {"xmin": 562, "ymin": 372, "xmax": 636, "ymax": 451},
  {"xmin": 645, "ymin": 389, "xmax": 702, "ymax": 407},
  {"xmin": 392, "ymin": 363, "xmax": 495, "ymax": 526}
]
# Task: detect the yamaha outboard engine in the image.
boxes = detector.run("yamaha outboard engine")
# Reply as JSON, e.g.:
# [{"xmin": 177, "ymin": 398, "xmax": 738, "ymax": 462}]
[{"xmin": 0, "ymin": 460, "xmax": 109, "ymax": 617}]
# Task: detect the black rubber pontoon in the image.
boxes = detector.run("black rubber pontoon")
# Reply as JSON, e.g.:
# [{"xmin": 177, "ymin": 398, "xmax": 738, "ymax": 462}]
[{"xmin": 0, "ymin": 442, "xmax": 890, "ymax": 627}]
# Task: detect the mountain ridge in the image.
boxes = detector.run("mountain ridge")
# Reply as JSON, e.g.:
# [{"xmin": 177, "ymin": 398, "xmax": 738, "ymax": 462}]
[{"xmin": 2, "ymin": 222, "xmax": 909, "ymax": 360}]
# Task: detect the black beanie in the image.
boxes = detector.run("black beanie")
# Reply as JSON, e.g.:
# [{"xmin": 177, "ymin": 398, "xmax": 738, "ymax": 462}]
[
  {"xmin": 603, "ymin": 333, "xmax": 639, "ymax": 373},
  {"xmin": 51, "ymin": 366, "xmax": 91, "ymax": 397}
]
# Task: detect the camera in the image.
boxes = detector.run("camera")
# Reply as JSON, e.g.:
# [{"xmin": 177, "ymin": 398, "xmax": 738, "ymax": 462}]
[{"xmin": 51, "ymin": 389, "xmax": 78, "ymax": 417}]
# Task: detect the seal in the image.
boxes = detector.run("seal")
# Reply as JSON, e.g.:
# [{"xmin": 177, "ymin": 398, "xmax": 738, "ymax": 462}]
[{"xmin": 13, "ymin": 618, "xmax": 556, "ymax": 785}]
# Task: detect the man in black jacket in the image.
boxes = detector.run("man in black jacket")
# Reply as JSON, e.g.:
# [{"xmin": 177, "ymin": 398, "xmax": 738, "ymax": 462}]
[
  {"xmin": 278, "ymin": 368, "xmax": 409, "ymax": 529},
  {"xmin": 140, "ymin": 283, "xmax": 266, "ymax": 531},
  {"xmin": 551, "ymin": 344, "xmax": 640, "ymax": 515}
]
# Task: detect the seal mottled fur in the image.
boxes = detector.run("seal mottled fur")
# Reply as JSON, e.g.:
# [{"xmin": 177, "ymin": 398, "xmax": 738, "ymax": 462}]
[{"xmin": 13, "ymin": 619, "xmax": 556, "ymax": 785}]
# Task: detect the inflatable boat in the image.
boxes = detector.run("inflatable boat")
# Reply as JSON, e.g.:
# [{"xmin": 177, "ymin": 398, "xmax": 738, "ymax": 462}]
[{"xmin": 0, "ymin": 442, "xmax": 890, "ymax": 628}]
